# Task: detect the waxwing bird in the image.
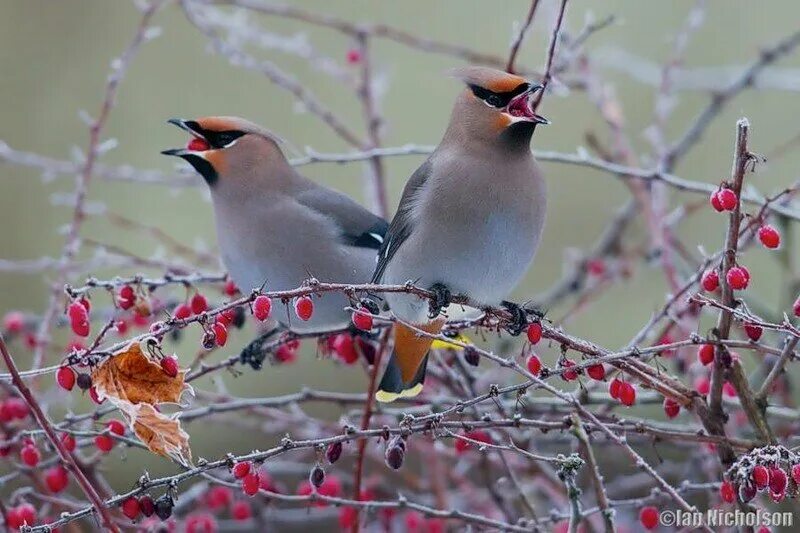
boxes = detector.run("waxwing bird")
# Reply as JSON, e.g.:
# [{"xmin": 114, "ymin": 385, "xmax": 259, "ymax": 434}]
[
  {"xmin": 372, "ymin": 67, "xmax": 549, "ymax": 402},
  {"xmin": 162, "ymin": 116, "xmax": 387, "ymax": 367}
]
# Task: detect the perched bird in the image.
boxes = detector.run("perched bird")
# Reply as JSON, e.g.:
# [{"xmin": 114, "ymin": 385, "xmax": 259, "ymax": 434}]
[
  {"xmin": 162, "ymin": 116, "xmax": 387, "ymax": 366},
  {"xmin": 372, "ymin": 66, "xmax": 549, "ymax": 402}
]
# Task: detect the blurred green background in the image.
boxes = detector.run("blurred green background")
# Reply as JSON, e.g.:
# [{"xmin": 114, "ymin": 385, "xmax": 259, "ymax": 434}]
[{"xmin": 1, "ymin": 0, "xmax": 799, "ymax": 520}]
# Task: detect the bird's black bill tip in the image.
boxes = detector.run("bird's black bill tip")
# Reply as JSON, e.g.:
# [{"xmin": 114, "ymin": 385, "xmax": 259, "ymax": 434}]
[{"xmin": 160, "ymin": 148, "xmax": 185, "ymax": 157}]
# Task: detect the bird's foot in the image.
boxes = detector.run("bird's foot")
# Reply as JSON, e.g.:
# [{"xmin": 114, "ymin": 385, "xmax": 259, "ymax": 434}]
[
  {"xmin": 501, "ymin": 300, "xmax": 528, "ymax": 336},
  {"xmin": 239, "ymin": 327, "xmax": 282, "ymax": 370},
  {"xmin": 428, "ymin": 283, "xmax": 452, "ymax": 319}
]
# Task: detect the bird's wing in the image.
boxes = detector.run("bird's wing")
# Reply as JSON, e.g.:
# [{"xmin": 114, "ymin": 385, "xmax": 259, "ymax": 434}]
[
  {"xmin": 372, "ymin": 159, "xmax": 432, "ymax": 283},
  {"xmin": 295, "ymin": 187, "xmax": 388, "ymax": 250}
]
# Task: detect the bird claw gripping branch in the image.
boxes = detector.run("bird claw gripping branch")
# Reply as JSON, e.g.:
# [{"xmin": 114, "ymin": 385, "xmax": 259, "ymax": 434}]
[
  {"xmin": 501, "ymin": 300, "xmax": 529, "ymax": 336},
  {"xmin": 427, "ymin": 283, "xmax": 452, "ymax": 319},
  {"xmin": 239, "ymin": 327, "xmax": 282, "ymax": 370}
]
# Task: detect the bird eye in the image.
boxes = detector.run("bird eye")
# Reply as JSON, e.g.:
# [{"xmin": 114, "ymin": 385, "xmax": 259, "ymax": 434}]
[
  {"xmin": 486, "ymin": 94, "xmax": 504, "ymax": 108},
  {"xmin": 209, "ymin": 130, "xmax": 245, "ymax": 149}
]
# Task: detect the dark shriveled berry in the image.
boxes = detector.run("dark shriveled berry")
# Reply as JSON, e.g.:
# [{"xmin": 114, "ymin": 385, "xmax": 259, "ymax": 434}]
[
  {"xmin": 76, "ymin": 373, "xmax": 92, "ymax": 390},
  {"xmin": 139, "ymin": 495, "xmax": 156, "ymax": 517},
  {"xmin": 385, "ymin": 445, "xmax": 405, "ymax": 470},
  {"xmin": 154, "ymin": 494, "xmax": 174, "ymax": 520},
  {"xmin": 326, "ymin": 442, "xmax": 343, "ymax": 464},
  {"xmin": 310, "ymin": 465, "xmax": 325, "ymax": 488},
  {"xmin": 463, "ymin": 346, "xmax": 480, "ymax": 367}
]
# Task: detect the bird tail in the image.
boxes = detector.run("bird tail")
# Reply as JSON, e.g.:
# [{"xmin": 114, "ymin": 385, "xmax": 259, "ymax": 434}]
[{"xmin": 375, "ymin": 320, "xmax": 444, "ymax": 403}]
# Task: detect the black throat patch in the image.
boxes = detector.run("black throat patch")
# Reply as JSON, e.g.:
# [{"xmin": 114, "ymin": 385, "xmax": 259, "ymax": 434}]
[{"xmin": 182, "ymin": 154, "xmax": 218, "ymax": 186}]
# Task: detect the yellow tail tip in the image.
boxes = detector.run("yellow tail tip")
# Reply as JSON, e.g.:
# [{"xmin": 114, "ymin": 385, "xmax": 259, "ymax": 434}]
[{"xmin": 375, "ymin": 383, "xmax": 424, "ymax": 403}]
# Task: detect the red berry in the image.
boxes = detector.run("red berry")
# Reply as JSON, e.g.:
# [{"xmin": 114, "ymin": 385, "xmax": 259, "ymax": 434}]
[
  {"xmin": 793, "ymin": 296, "xmax": 800, "ymax": 318},
  {"xmin": 726, "ymin": 266, "xmax": 748, "ymax": 290},
  {"xmin": 560, "ymin": 359, "xmax": 578, "ymax": 381},
  {"xmin": 701, "ymin": 269, "xmax": 719, "ymax": 291},
  {"xmin": 758, "ymin": 224, "xmax": 781, "ymax": 249},
  {"xmin": 710, "ymin": 190, "xmax": 724, "ymax": 212},
  {"xmin": 351, "ymin": 310, "xmax": 373, "ymax": 331},
  {"xmin": 20, "ymin": 444, "xmax": 40, "ymax": 467},
  {"xmin": 769, "ymin": 467, "xmax": 787, "ymax": 495},
  {"xmin": 586, "ymin": 363, "xmax": 605, "ymax": 381},
  {"xmin": 242, "ymin": 472, "xmax": 261, "ymax": 496},
  {"xmin": 339, "ymin": 507, "xmax": 358, "ymax": 528},
  {"xmin": 619, "ymin": 382, "xmax": 636, "ymax": 406},
  {"xmin": 191, "ymin": 292, "xmax": 208, "ymax": 314},
  {"xmin": 7, "ymin": 398, "xmax": 28, "ymax": 419},
  {"xmin": 205, "ymin": 486, "xmax": 233, "ymax": 510},
  {"xmin": 253, "ymin": 296, "xmax": 272, "ymax": 321},
  {"xmin": 231, "ymin": 501, "xmax": 251, "ymax": 521},
  {"xmin": 455, "ymin": 430, "xmax": 491, "ymax": 454},
  {"xmin": 67, "ymin": 301, "xmax": 87, "ymax": 322},
  {"xmin": 173, "ymin": 303, "xmax": 191, "ymax": 320},
  {"xmin": 15, "ymin": 503, "xmax": 36, "ymax": 528},
  {"xmin": 60, "ymin": 433, "xmax": 76, "ymax": 452},
  {"xmin": 716, "ymin": 188, "xmax": 738, "ymax": 211},
  {"xmin": 526, "ymin": 354, "xmax": 542, "ymax": 376},
  {"xmin": 752, "ymin": 464, "xmax": 769, "ymax": 489},
  {"xmin": 346, "ymin": 48, "xmax": 362, "ymax": 64},
  {"xmin": 118, "ymin": 285, "xmax": 136, "ymax": 310},
  {"xmin": 586, "ymin": 258, "xmax": 606, "ymax": 276},
  {"xmin": 720, "ymin": 480, "xmax": 735, "ymax": 503},
  {"xmin": 526, "ymin": 322, "xmax": 542, "ymax": 344},
  {"xmin": 233, "ymin": 461, "xmax": 251, "ymax": 479},
  {"xmin": 331, "ymin": 334, "xmax": 358, "ymax": 364},
  {"xmin": 139, "ymin": 495, "xmax": 156, "ymax": 517},
  {"xmin": 609, "ymin": 378, "xmax": 622, "ymax": 399},
  {"xmin": 639, "ymin": 506, "xmax": 659, "ymax": 530},
  {"xmin": 212, "ymin": 322, "xmax": 228, "ymax": 347},
  {"xmin": 78, "ymin": 297, "xmax": 91, "ymax": 313},
  {"xmin": 95, "ymin": 434, "xmax": 114, "ymax": 453},
  {"xmin": 695, "ymin": 376, "xmax": 710, "ymax": 395},
  {"xmin": 224, "ymin": 279, "xmax": 239, "ymax": 296},
  {"xmin": 45, "ymin": 465, "xmax": 69, "ymax": 493},
  {"xmin": 743, "ymin": 322, "xmax": 763, "ymax": 341},
  {"xmin": 698, "ymin": 344, "xmax": 715, "ymax": 366},
  {"xmin": 115, "ymin": 319, "xmax": 129, "ymax": 335},
  {"xmin": 791, "ymin": 464, "xmax": 800, "ymax": 484},
  {"xmin": 275, "ymin": 344, "xmax": 297, "ymax": 364},
  {"xmin": 187, "ymin": 137, "xmax": 210, "ymax": 151},
  {"xmin": 3, "ymin": 311, "xmax": 25, "ymax": 334},
  {"xmin": 121, "ymin": 497, "xmax": 140, "ymax": 520},
  {"xmin": 89, "ymin": 386, "xmax": 104, "ymax": 405},
  {"xmin": 294, "ymin": 296, "xmax": 314, "ymax": 321},
  {"xmin": 56, "ymin": 366, "xmax": 76, "ymax": 391},
  {"xmin": 663, "ymin": 398, "xmax": 680, "ymax": 418},
  {"xmin": 70, "ymin": 315, "xmax": 90, "ymax": 337},
  {"xmin": 161, "ymin": 355, "xmax": 179, "ymax": 378},
  {"xmin": 107, "ymin": 419, "xmax": 125, "ymax": 436}
]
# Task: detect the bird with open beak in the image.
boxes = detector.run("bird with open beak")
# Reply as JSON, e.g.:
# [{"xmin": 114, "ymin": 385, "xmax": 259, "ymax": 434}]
[
  {"xmin": 372, "ymin": 66, "xmax": 549, "ymax": 402},
  {"xmin": 162, "ymin": 116, "xmax": 388, "ymax": 368}
]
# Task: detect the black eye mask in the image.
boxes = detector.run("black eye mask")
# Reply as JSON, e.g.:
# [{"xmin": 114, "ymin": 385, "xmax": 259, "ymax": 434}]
[
  {"xmin": 469, "ymin": 82, "xmax": 531, "ymax": 108},
  {"xmin": 184, "ymin": 121, "xmax": 246, "ymax": 149}
]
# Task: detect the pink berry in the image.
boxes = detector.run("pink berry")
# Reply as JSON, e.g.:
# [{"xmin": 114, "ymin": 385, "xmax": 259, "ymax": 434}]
[
  {"xmin": 20, "ymin": 444, "xmax": 40, "ymax": 467},
  {"xmin": 701, "ymin": 269, "xmax": 719, "ymax": 291},
  {"xmin": 191, "ymin": 292, "xmax": 208, "ymax": 314},
  {"xmin": 118, "ymin": 285, "xmax": 136, "ymax": 310},
  {"xmin": 639, "ymin": 506, "xmax": 658, "ymax": 530},
  {"xmin": 758, "ymin": 225, "xmax": 780, "ymax": 249},
  {"xmin": 793, "ymin": 296, "xmax": 800, "ymax": 317},
  {"xmin": 233, "ymin": 461, "xmax": 251, "ymax": 479},
  {"xmin": 212, "ymin": 322, "xmax": 228, "ymax": 347},
  {"xmin": 663, "ymin": 398, "xmax": 680, "ymax": 418},
  {"xmin": 89, "ymin": 386, "xmax": 104, "ymax": 405},
  {"xmin": 526, "ymin": 322, "xmax": 542, "ymax": 344},
  {"xmin": 710, "ymin": 190, "xmax": 724, "ymax": 212},
  {"xmin": 95, "ymin": 434, "xmax": 114, "ymax": 453},
  {"xmin": 560, "ymin": 359, "xmax": 578, "ymax": 381},
  {"xmin": 45, "ymin": 465, "xmax": 69, "ymax": 493},
  {"xmin": 526, "ymin": 354, "xmax": 541, "ymax": 376},
  {"xmin": 586, "ymin": 363, "xmax": 605, "ymax": 381},
  {"xmin": 351, "ymin": 310, "xmax": 373, "ymax": 331},
  {"xmin": 231, "ymin": 501, "xmax": 251, "ymax": 521},
  {"xmin": 107, "ymin": 419, "xmax": 125, "ymax": 436},
  {"xmin": 790, "ymin": 464, "xmax": 800, "ymax": 484},
  {"xmin": 56, "ymin": 366, "xmax": 76, "ymax": 391},
  {"xmin": 346, "ymin": 48, "xmax": 361, "ymax": 64},
  {"xmin": 67, "ymin": 301, "xmax": 87, "ymax": 322},
  {"xmin": 294, "ymin": 296, "xmax": 314, "ymax": 321},
  {"xmin": 716, "ymin": 188, "xmax": 738, "ymax": 211},
  {"xmin": 720, "ymin": 480, "xmax": 735, "ymax": 503},
  {"xmin": 752, "ymin": 464, "xmax": 769, "ymax": 489},
  {"xmin": 242, "ymin": 472, "xmax": 261, "ymax": 496},
  {"xmin": 61, "ymin": 433, "xmax": 76, "ymax": 452},
  {"xmin": 3, "ymin": 311, "xmax": 25, "ymax": 334},
  {"xmin": 619, "ymin": 382, "xmax": 636, "ymax": 406},
  {"xmin": 253, "ymin": 296, "xmax": 272, "ymax": 321},
  {"xmin": 726, "ymin": 266, "xmax": 748, "ymax": 290},
  {"xmin": 769, "ymin": 467, "xmax": 787, "ymax": 495},
  {"xmin": 122, "ymin": 497, "xmax": 140, "ymax": 520},
  {"xmin": 743, "ymin": 322, "xmax": 763, "ymax": 341},
  {"xmin": 70, "ymin": 315, "xmax": 90, "ymax": 337},
  {"xmin": 695, "ymin": 376, "xmax": 710, "ymax": 395},
  {"xmin": 698, "ymin": 344, "xmax": 715, "ymax": 366},
  {"xmin": 224, "ymin": 279, "xmax": 239, "ymax": 296},
  {"xmin": 161, "ymin": 355, "xmax": 179, "ymax": 378},
  {"xmin": 174, "ymin": 303, "xmax": 192, "ymax": 320}
]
